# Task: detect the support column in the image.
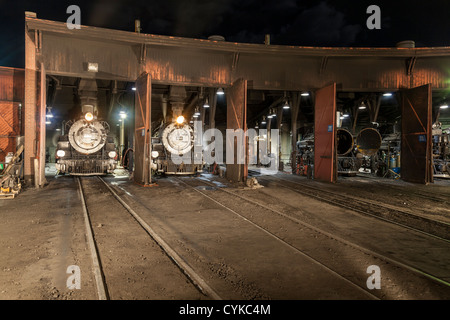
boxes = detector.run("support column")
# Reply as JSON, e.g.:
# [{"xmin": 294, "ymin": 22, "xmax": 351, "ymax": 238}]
[
  {"xmin": 290, "ymin": 92, "xmax": 300, "ymax": 173},
  {"xmin": 38, "ymin": 62, "xmax": 47, "ymax": 187},
  {"xmin": 24, "ymin": 21, "xmax": 38, "ymax": 186},
  {"xmin": 226, "ymin": 79, "xmax": 248, "ymax": 183}
]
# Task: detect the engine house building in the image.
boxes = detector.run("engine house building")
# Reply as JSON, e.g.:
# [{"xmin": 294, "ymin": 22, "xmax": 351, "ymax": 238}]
[
  {"xmin": 1, "ymin": 11, "xmax": 450, "ymax": 302},
  {"xmin": 18, "ymin": 12, "xmax": 450, "ymax": 187}
]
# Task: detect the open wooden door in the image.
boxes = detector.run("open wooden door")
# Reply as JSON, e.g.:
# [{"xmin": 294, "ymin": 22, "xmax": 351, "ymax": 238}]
[
  {"xmin": 401, "ymin": 84, "xmax": 433, "ymax": 184},
  {"xmin": 314, "ymin": 83, "xmax": 337, "ymax": 183},
  {"xmin": 134, "ymin": 72, "xmax": 152, "ymax": 185},
  {"xmin": 226, "ymin": 78, "xmax": 248, "ymax": 183}
]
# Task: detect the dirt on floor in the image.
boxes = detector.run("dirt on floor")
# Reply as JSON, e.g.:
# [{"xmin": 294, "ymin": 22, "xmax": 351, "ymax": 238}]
[{"xmin": 1, "ymin": 168, "xmax": 450, "ymax": 300}]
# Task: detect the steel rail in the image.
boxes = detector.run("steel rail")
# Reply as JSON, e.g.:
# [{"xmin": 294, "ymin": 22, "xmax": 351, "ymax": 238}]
[
  {"xmin": 97, "ymin": 177, "xmax": 223, "ymax": 300},
  {"xmin": 261, "ymin": 175, "xmax": 450, "ymax": 243},
  {"xmin": 76, "ymin": 177, "xmax": 109, "ymax": 300},
  {"xmin": 197, "ymin": 175, "xmax": 450, "ymax": 290},
  {"xmin": 174, "ymin": 177, "xmax": 380, "ymax": 300}
]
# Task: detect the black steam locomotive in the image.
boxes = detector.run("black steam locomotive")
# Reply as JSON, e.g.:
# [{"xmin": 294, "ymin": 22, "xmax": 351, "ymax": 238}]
[{"xmin": 55, "ymin": 110, "xmax": 117, "ymax": 175}]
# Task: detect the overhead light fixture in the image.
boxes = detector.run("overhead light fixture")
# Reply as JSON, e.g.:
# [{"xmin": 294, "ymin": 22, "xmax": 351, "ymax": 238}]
[
  {"xmin": 217, "ymin": 88, "xmax": 225, "ymax": 95},
  {"xmin": 86, "ymin": 62, "xmax": 99, "ymax": 73},
  {"xmin": 194, "ymin": 107, "xmax": 201, "ymax": 116},
  {"xmin": 271, "ymin": 108, "xmax": 277, "ymax": 117},
  {"xmin": 119, "ymin": 111, "xmax": 127, "ymax": 119},
  {"xmin": 46, "ymin": 107, "xmax": 53, "ymax": 118},
  {"xmin": 261, "ymin": 116, "xmax": 267, "ymax": 125},
  {"xmin": 339, "ymin": 116, "xmax": 345, "ymax": 120},
  {"xmin": 132, "ymin": 87, "xmax": 137, "ymax": 91},
  {"xmin": 283, "ymin": 101, "xmax": 290, "ymax": 109},
  {"xmin": 267, "ymin": 115, "xmax": 273, "ymax": 119},
  {"xmin": 203, "ymin": 97, "xmax": 210, "ymax": 108},
  {"xmin": 359, "ymin": 105, "xmax": 367, "ymax": 110},
  {"xmin": 440, "ymin": 104, "xmax": 449, "ymax": 109},
  {"xmin": 255, "ymin": 121, "xmax": 259, "ymax": 129},
  {"xmin": 343, "ymin": 114, "xmax": 350, "ymax": 118},
  {"xmin": 301, "ymin": 92, "xmax": 310, "ymax": 97},
  {"xmin": 383, "ymin": 93, "xmax": 393, "ymax": 97},
  {"xmin": 45, "ymin": 120, "xmax": 51, "ymax": 125}
]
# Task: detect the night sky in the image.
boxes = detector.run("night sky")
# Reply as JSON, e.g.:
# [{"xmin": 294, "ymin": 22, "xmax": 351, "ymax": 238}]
[{"xmin": 1, "ymin": 0, "xmax": 449, "ymax": 68}]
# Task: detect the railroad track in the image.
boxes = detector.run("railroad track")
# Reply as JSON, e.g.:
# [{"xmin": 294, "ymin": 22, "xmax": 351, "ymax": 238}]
[
  {"xmin": 174, "ymin": 175, "xmax": 450, "ymax": 299},
  {"xmin": 352, "ymin": 174, "xmax": 450, "ymax": 204},
  {"xmin": 257, "ymin": 175, "xmax": 450, "ymax": 242},
  {"xmin": 76, "ymin": 176, "xmax": 221, "ymax": 300}
]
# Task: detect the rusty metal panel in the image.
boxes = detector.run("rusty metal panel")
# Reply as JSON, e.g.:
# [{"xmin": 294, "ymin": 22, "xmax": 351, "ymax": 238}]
[
  {"xmin": 146, "ymin": 46, "xmax": 231, "ymax": 86},
  {"xmin": 0, "ymin": 67, "xmax": 25, "ymax": 102},
  {"xmin": 0, "ymin": 101, "xmax": 20, "ymax": 162},
  {"xmin": 226, "ymin": 78, "xmax": 248, "ymax": 183},
  {"xmin": 401, "ymin": 84, "xmax": 433, "ymax": 184},
  {"xmin": 412, "ymin": 57, "xmax": 450, "ymax": 89},
  {"xmin": 42, "ymin": 33, "xmax": 140, "ymax": 80},
  {"xmin": 134, "ymin": 72, "xmax": 152, "ymax": 185},
  {"xmin": 28, "ymin": 17, "xmax": 450, "ymax": 91},
  {"xmin": 314, "ymin": 83, "xmax": 337, "ymax": 183}
]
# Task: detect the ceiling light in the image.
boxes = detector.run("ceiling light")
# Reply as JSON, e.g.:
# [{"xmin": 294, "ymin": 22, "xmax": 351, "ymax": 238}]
[
  {"xmin": 217, "ymin": 88, "xmax": 225, "ymax": 95},
  {"xmin": 343, "ymin": 114, "xmax": 350, "ymax": 118},
  {"xmin": 301, "ymin": 92, "xmax": 310, "ymax": 97},
  {"xmin": 359, "ymin": 105, "xmax": 367, "ymax": 110},
  {"xmin": 383, "ymin": 93, "xmax": 393, "ymax": 97},
  {"xmin": 261, "ymin": 116, "xmax": 266, "ymax": 125},
  {"xmin": 440, "ymin": 104, "xmax": 449, "ymax": 109},
  {"xmin": 132, "ymin": 87, "xmax": 136, "ymax": 91}
]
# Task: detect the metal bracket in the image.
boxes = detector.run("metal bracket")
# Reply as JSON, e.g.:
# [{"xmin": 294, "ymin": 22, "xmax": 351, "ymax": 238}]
[
  {"xmin": 406, "ymin": 57, "xmax": 417, "ymax": 76},
  {"xmin": 232, "ymin": 52, "xmax": 240, "ymax": 71},
  {"xmin": 139, "ymin": 43, "xmax": 147, "ymax": 64},
  {"xmin": 320, "ymin": 56, "xmax": 329, "ymax": 74}
]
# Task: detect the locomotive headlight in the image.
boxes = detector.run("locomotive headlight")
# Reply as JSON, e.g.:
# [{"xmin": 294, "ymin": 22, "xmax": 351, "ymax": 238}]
[
  {"xmin": 108, "ymin": 151, "xmax": 117, "ymax": 159},
  {"xmin": 56, "ymin": 150, "xmax": 66, "ymax": 158},
  {"xmin": 151, "ymin": 151, "xmax": 159, "ymax": 159},
  {"xmin": 85, "ymin": 112, "xmax": 94, "ymax": 122},
  {"xmin": 176, "ymin": 116, "xmax": 185, "ymax": 124}
]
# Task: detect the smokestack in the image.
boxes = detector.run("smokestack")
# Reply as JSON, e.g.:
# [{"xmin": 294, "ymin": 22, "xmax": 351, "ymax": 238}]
[{"xmin": 135, "ymin": 19, "xmax": 141, "ymax": 33}]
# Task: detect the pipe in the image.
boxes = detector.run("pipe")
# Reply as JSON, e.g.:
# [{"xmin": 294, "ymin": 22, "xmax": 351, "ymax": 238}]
[
  {"xmin": 356, "ymin": 128, "xmax": 382, "ymax": 156},
  {"xmin": 336, "ymin": 128, "xmax": 354, "ymax": 156}
]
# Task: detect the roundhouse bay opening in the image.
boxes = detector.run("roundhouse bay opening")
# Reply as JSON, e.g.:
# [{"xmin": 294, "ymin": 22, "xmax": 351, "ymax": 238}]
[{"xmin": 44, "ymin": 76, "xmax": 136, "ymax": 179}]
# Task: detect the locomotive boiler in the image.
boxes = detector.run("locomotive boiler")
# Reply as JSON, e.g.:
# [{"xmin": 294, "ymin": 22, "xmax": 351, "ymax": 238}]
[
  {"xmin": 55, "ymin": 109, "xmax": 117, "ymax": 175},
  {"xmin": 151, "ymin": 115, "xmax": 203, "ymax": 175}
]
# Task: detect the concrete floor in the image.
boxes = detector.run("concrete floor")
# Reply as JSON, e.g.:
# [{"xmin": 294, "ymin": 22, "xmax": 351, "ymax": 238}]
[{"xmin": 1, "ymin": 165, "xmax": 450, "ymax": 300}]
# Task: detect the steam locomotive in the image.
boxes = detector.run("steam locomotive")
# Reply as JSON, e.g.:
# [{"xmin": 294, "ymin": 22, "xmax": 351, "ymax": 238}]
[
  {"xmin": 151, "ymin": 115, "xmax": 203, "ymax": 175},
  {"xmin": 55, "ymin": 110, "xmax": 117, "ymax": 176}
]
